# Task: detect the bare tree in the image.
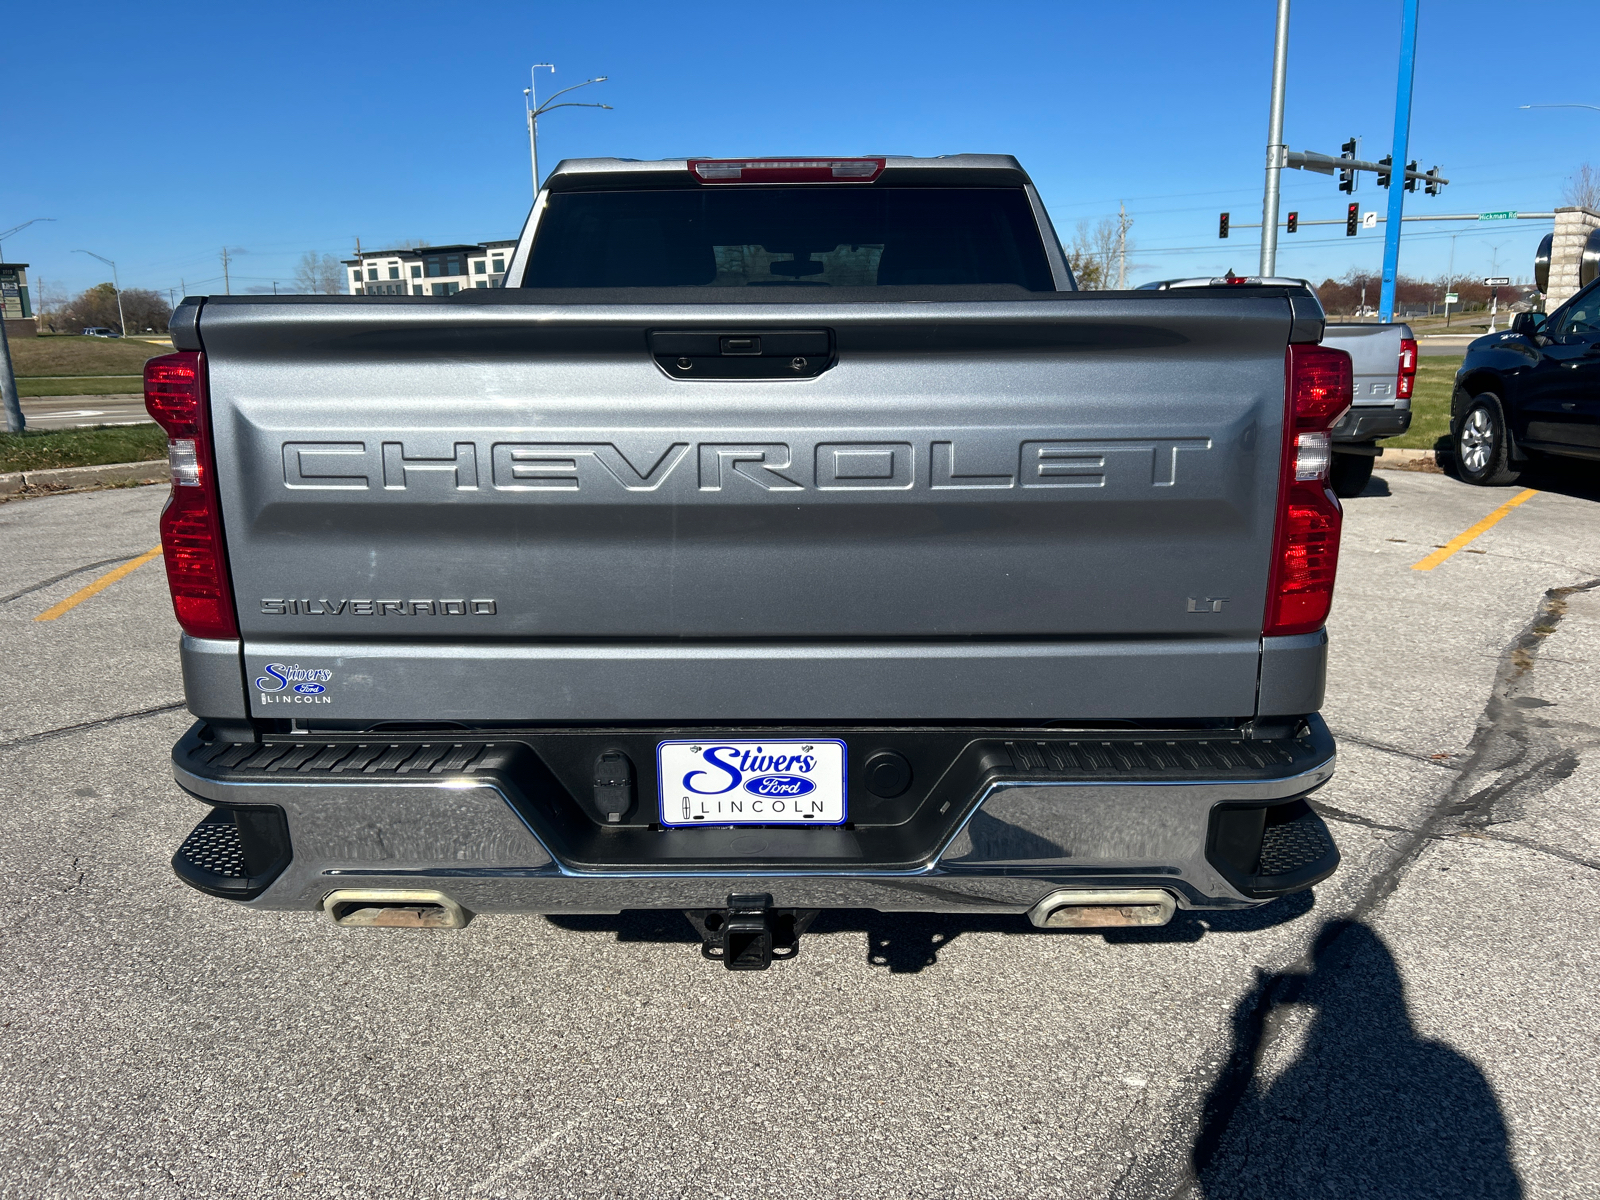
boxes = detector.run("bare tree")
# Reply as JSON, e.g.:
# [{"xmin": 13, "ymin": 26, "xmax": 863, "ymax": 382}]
[
  {"xmin": 1561, "ymin": 163, "xmax": 1600, "ymax": 210},
  {"xmin": 1068, "ymin": 217, "xmax": 1120, "ymax": 289},
  {"xmin": 293, "ymin": 251, "xmax": 347, "ymax": 294}
]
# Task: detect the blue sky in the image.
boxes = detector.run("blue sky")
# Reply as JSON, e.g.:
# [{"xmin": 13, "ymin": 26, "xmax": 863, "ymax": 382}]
[{"xmin": 4, "ymin": 0, "xmax": 1589, "ymax": 301}]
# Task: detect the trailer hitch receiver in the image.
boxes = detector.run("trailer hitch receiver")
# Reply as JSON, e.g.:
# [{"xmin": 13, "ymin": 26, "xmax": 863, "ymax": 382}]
[{"xmin": 684, "ymin": 893, "xmax": 819, "ymax": 970}]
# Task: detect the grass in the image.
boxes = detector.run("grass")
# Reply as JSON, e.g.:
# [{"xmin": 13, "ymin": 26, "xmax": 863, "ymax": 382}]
[
  {"xmin": 8, "ymin": 335, "xmax": 173, "ymax": 377},
  {"xmin": 1379, "ymin": 354, "xmax": 1459, "ymax": 450},
  {"xmin": 0, "ymin": 425, "xmax": 168, "ymax": 474},
  {"xmin": 17, "ymin": 375, "xmax": 144, "ymax": 397}
]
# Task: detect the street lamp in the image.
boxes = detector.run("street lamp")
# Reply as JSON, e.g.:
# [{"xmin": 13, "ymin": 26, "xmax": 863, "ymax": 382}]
[
  {"xmin": 1519, "ymin": 103, "xmax": 1600, "ymax": 112},
  {"xmin": 523, "ymin": 65, "xmax": 612, "ymax": 200},
  {"xmin": 73, "ymin": 249, "xmax": 126, "ymax": 336},
  {"xmin": 0, "ymin": 217, "xmax": 55, "ymax": 262}
]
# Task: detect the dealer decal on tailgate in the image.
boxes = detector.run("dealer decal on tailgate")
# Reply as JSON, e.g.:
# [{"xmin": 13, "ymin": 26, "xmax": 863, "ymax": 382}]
[{"xmin": 658, "ymin": 739, "xmax": 847, "ymax": 827}]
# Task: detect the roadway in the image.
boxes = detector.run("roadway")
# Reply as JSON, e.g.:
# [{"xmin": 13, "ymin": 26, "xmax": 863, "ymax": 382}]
[
  {"xmin": 18, "ymin": 395, "xmax": 151, "ymax": 430},
  {"xmin": 1, "ymin": 463, "xmax": 1597, "ymax": 1198}
]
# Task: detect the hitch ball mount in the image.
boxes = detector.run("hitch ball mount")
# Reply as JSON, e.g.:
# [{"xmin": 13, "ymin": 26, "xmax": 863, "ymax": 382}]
[{"xmin": 684, "ymin": 893, "xmax": 819, "ymax": 970}]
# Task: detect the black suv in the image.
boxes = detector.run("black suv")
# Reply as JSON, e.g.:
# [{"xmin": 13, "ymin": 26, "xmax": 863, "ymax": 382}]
[{"xmin": 1452, "ymin": 281, "xmax": 1600, "ymax": 485}]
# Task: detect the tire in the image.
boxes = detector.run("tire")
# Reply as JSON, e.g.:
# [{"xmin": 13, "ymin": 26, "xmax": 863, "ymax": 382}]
[
  {"xmin": 1329, "ymin": 451, "xmax": 1375, "ymax": 498},
  {"xmin": 1454, "ymin": 395, "xmax": 1521, "ymax": 486}
]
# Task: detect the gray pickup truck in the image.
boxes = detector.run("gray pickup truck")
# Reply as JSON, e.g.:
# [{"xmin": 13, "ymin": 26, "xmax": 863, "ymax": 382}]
[
  {"xmin": 1324, "ymin": 320, "xmax": 1417, "ymax": 497},
  {"xmin": 148, "ymin": 155, "xmax": 1348, "ymax": 968},
  {"xmin": 1141, "ymin": 280, "xmax": 1415, "ymax": 498}
]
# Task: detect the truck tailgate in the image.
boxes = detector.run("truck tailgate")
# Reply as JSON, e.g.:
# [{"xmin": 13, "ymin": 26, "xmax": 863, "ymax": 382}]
[{"xmin": 197, "ymin": 294, "xmax": 1294, "ymax": 722}]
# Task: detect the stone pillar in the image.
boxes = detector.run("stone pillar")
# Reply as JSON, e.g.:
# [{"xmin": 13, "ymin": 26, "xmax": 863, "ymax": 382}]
[{"xmin": 1548, "ymin": 206, "xmax": 1600, "ymax": 308}]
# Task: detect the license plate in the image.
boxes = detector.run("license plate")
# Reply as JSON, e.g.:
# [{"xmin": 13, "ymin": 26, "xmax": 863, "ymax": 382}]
[{"xmin": 657, "ymin": 738, "xmax": 847, "ymax": 827}]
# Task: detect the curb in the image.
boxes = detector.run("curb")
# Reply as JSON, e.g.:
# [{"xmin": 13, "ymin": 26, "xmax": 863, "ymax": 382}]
[
  {"xmin": 0, "ymin": 459, "xmax": 170, "ymax": 496},
  {"xmin": 1374, "ymin": 447, "xmax": 1445, "ymax": 473}
]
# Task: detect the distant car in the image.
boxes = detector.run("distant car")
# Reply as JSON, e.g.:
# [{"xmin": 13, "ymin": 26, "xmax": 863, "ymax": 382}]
[
  {"xmin": 1451, "ymin": 280, "xmax": 1600, "ymax": 485},
  {"xmin": 81, "ymin": 327, "xmax": 121, "ymax": 338}
]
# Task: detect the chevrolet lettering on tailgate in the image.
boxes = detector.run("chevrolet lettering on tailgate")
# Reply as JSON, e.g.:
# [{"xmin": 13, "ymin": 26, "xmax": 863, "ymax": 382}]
[{"xmin": 281, "ymin": 438, "xmax": 1214, "ymax": 493}]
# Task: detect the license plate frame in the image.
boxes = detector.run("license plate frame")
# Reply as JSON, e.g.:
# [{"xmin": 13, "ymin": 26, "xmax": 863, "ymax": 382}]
[{"xmin": 657, "ymin": 738, "xmax": 848, "ymax": 827}]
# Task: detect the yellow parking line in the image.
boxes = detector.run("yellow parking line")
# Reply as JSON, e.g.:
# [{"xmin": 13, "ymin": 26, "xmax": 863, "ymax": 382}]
[
  {"xmin": 35, "ymin": 547, "xmax": 164, "ymax": 621},
  {"xmin": 1412, "ymin": 490, "xmax": 1538, "ymax": 571}
]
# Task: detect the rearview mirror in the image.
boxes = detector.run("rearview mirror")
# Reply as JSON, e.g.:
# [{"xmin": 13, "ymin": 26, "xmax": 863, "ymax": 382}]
[{"xmin": 1511, "ymin": 311, "xmax": 1544, "ymax": 338}]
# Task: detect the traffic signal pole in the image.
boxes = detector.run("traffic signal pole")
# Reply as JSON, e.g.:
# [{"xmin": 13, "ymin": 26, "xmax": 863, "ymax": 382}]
[
  {"xmin": 1378, "ymin": 0, "xmax": 1420, "ymax": 322},
  {"xmin": 1259, "ymin": 0, "xmax": 1291, "ymax": 277}
]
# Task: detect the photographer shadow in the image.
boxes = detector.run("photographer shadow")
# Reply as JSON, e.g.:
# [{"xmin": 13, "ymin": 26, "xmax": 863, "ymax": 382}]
[
  {"xmin": 1192, "ymin": 918, "xmax": 1521, "ymax": 1199},
  {"xmin": 545, "ymin": 890, "xmax": 1317, "ymax": 975}
]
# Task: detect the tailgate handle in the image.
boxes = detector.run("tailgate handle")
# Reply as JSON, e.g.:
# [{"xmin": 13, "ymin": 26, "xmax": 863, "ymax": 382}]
[{"xmin": 649, "ymin": 329, "xmax": 833, "ymax": 381}]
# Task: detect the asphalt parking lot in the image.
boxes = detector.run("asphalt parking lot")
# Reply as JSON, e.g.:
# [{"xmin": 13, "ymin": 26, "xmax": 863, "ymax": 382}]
[{"xmin": 2, "ymin": 464, "xmax": 1598, "ymax": 1199}]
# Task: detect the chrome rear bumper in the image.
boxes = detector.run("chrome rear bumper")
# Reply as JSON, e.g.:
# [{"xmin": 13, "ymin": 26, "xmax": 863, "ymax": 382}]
[{"xmin": 169, "ymin": 718, "xmax": 1339, "ymax": 915}]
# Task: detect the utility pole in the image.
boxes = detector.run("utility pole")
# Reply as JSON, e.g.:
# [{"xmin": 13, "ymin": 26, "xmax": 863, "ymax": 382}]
[
  {"xmin": 1259, "ymin": 0, "xmax": 1291, "ymax": 277},
  {"xmin": 1116, "ymin": 203, "xmax": 1132, "ymax": 289},
  {"xmin": 1486, "ymin": 244, "xmax": 1504, "ymax": 332},
  {"xmin": 1378, "ymin": 0, "xmax": 1420, "ymax": 322},
  {"xmin": 220, "ymin": 247, "xmax": 232, "ymax": 295}
]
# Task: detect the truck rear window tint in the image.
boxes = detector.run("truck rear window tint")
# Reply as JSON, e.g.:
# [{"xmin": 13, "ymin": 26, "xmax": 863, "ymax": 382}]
[{"xmin": 523, "ymin": 187, "xmax": 1055, "ymax": 290}]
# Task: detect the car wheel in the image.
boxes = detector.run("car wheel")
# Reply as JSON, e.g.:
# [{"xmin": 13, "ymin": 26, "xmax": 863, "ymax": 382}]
[
  {"xmin": 1329, "ymin": 451, "xmax": 1375, "ymax": 498},
  {"xmin": 1454, "ymin": 396, "xmax": 1521, "ymax": 486}
]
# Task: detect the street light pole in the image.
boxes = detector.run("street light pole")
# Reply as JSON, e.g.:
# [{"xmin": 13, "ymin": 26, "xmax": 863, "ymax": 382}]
[
  {"xmin": 0, "ymin": 217, "xmax": 56, "ymax": 263},
  {"xmin": 522, "ymin": 66, "xmax": 612, "ymax": 200},
  {"xmin": 525, "ymin": 63, "xmax": 553, "ymax": 200},
  {"xmin": 73, "ymin": 249, "xmax": 126, "ymax": 336},
  {"xmin": 1260, "ymin": 0, "xmax": 1291, "ymax": 277},
  {"xmin": 1378, "ymin": 0, "xmax": 1421, "ymax": 323}
]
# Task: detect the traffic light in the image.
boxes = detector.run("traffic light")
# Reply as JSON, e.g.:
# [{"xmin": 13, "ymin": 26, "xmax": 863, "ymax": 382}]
[
  {"xmin": 1377, "ymin": 155, "xmax": 1393, "ymax": 188},
  {"xmin": 1404, "ymin": 160, "xmax": 1419, "ymax": 193},
  {"xmin": 1346, "ymin": 202, "xmax": 1359, "ymax": 236},
  {"xmin": 1286, "ymin": 211, "xmax": 1298, "ymax": 233},
  {"xmin": 1339, "ymin": 138, "xmax": 1357, "ymax": 194},
  {"xmin": 1425, "ymin": 166, "xmax": 1442, "ymax": 197},
  {"xmin": 1219, "ymin": 212, "xmax": 1229, "ymax": 239}
]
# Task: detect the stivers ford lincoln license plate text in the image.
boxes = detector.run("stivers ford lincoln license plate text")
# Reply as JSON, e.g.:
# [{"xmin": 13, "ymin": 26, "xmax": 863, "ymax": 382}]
[{"xmin": 657, "ymin": 739, "xmax": 847, "ymax": 827}]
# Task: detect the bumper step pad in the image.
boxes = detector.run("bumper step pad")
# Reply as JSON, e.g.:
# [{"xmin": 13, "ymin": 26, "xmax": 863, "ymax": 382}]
[
  {"xmin": 1260, "ymin": 803, "xmax": 1337, "ymax": 877},
  {"xmin": 1208, "ymin": 798, "xmax": 1339, "ymax": 899},
  {"xmin": 172, "ymin": 806, "xmax": 293, "ymax": 901}
]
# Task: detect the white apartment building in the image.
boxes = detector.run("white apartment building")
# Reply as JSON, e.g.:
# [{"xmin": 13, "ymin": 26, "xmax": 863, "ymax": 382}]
[{"xmin": 344, "ymin": 240, "xmax": 518, "ymax": 296}]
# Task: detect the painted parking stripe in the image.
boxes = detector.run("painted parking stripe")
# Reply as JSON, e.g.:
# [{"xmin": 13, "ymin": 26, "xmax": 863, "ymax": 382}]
[
  {"xmin": 1412, "ymin": 490, "xmax": 1538, "ymax": 571},
  {"xmin": 35, "ymin": 546, "xmax": 163, "ymax": 621}
]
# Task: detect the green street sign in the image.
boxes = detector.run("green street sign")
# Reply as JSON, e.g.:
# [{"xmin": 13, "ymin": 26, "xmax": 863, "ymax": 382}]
[
  {"xmin": 1477, "ymin": 211, "xmax": 1517, "ymax": 221},
  {"xmin": 1445, "ymin": 293, "xmax": 1459, "ymax": 303}
]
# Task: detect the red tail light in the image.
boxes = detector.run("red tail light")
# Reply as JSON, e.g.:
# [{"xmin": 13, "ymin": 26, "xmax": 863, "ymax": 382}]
[
  {"xmin": 1265, "ymin": 345, "xmax": 1353, "ymax": 637},
  {"xmin": 1397, "ymin": 336, "xmax": 1418, "ymax": 399},
  {"xmin": 689, "ymin": 158, "xmax": 885, "ymax": 184},
  {"xmin": 144, "ymin": 352, "xmax": 239, "ymax": 640}
]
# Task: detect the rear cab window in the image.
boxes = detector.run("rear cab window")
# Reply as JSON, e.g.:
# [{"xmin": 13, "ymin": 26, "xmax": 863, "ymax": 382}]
[{"xmin": 522, "ymin": 187, "xmax": 1055, "ymax": 290}]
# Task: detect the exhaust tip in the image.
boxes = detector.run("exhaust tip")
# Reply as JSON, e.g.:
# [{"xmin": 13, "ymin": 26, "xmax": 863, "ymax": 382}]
[
  {"xmin": 323, "ymin": 889, "xmax": 470, "ymax": 930},
  {"xmin": 1027, "ymin": 889, "xmax": 1177, "ymax": 930}
]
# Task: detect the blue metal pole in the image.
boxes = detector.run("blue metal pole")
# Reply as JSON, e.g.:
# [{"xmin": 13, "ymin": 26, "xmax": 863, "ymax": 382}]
[{"xmin": 1379, "ymin": 0, "xmax": 1420, "ymax": 322}]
